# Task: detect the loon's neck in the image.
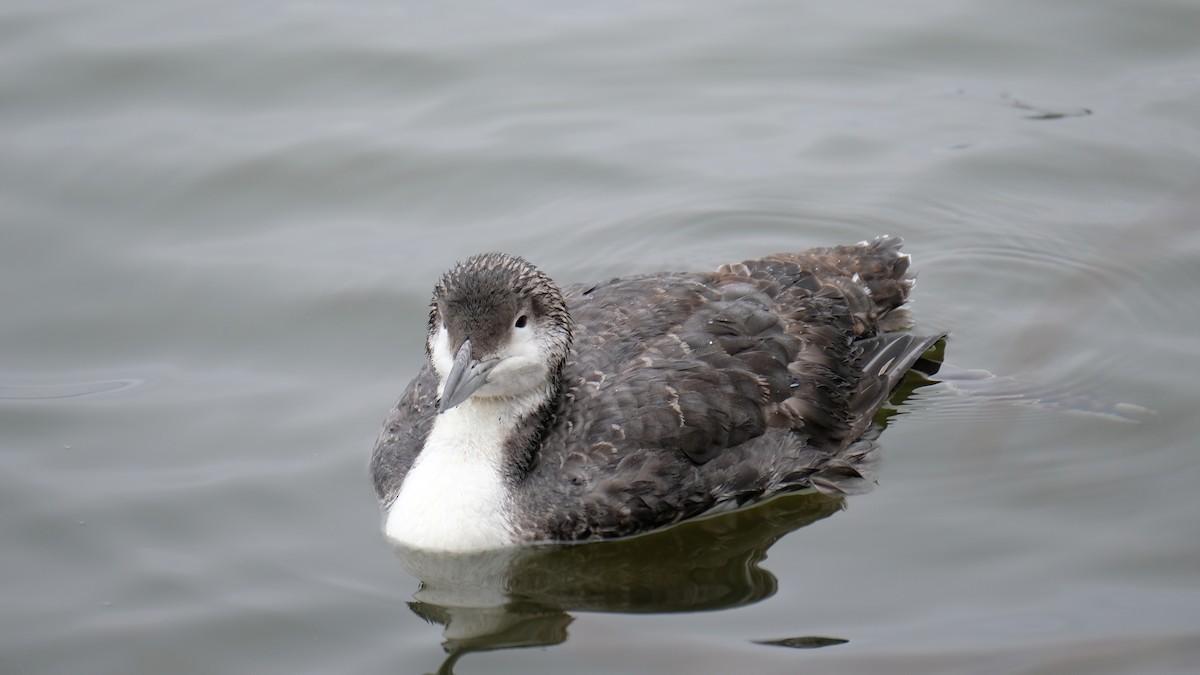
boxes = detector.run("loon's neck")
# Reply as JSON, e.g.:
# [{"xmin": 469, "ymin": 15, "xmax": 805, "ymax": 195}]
[{"xmin": 384, "ymin": 387, "xmax": 556, "ymax": 552}]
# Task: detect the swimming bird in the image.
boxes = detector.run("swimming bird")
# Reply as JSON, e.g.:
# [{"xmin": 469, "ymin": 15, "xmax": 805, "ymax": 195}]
[{"xmin": 371, "ymin": 236, "xmax": 942, "ymax": 552}]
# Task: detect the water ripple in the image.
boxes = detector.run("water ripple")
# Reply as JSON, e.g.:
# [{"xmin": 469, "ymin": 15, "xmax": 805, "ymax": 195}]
[{"xmin": 0, "ymin": 378, "xmax": 142, "ymax": 401}]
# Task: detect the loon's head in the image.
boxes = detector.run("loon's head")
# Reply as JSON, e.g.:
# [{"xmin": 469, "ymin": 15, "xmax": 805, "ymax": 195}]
[{"xmin": 427, "ymin": 253, "xmax": 573, "ymax": 413}]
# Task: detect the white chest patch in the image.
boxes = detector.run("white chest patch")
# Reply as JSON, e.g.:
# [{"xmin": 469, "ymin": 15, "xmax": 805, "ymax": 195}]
[{"xmin": 384, "ymin": 400, "xmax": 519, "ymax": 552}]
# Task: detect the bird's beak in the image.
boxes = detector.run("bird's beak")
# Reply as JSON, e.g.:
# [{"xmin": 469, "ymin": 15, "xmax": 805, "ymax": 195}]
[{"xmin": 439, "ymin": 338, "xmax": 500, "ymax": 413}]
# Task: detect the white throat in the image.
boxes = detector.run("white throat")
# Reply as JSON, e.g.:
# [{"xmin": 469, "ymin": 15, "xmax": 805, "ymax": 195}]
[{"xmin": 384, "ymin": 394, "xmax": 541, "ymax": 552}]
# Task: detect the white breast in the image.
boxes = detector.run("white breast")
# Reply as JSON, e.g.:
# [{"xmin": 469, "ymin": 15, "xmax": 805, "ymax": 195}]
[{"xmin": 384, "ymin": 398, "xmax": 519, "ymax": 552}]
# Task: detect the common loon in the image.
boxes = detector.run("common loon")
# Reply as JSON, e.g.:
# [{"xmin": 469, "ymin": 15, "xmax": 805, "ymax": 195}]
[{"xmin": 371, "ymin": 236, "xmax": 942, "ymax": 552}]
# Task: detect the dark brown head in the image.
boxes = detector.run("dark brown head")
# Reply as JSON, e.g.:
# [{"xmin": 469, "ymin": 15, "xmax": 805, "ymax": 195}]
[{"xmin": 427, "ymin": 253, "xmax": 573, "ymax": 412}]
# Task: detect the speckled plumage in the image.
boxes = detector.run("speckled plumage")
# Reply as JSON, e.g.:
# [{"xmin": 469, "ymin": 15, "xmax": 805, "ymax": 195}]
[{"xmin": 371, "ymin": 236, "xmax": 942, "ymax": 548}]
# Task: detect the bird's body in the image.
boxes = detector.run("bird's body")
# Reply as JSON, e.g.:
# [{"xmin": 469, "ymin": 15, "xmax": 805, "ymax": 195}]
[{"xmin": 371, "ymin": 236, "xmax": 941, "ymax": 552}]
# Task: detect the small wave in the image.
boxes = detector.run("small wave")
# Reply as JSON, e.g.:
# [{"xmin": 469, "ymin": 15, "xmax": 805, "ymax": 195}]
[
  {"xmin": 924, "ymin": 365, "xmax": 1154, "ymax": 423},
  {"xmin": 0, "ymin": 378, "xmax": 143, "ymax": 400}
]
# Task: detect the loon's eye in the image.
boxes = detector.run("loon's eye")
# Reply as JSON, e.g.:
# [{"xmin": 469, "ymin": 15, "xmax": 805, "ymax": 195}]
[{"xmin": 514, "ymin": 315, "xmax": 528, "ymax": 328}]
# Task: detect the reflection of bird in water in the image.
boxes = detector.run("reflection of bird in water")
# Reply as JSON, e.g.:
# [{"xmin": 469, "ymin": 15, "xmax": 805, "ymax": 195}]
[
  {"xmin": 396, "ymin": 489, "xmax": 850, "ymax": 675},
  {"xmin": 372, "ymin": 236, "xmax": 945, "ymax": 552}
]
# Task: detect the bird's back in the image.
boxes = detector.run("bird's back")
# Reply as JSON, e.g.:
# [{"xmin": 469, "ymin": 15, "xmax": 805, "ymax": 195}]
[{"xmin": 508, "ymin": 236, "xmax": 940, "ymax": 541}]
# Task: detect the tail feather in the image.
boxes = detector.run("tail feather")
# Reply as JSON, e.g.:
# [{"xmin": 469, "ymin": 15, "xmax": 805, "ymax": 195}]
[
  {"xmin": 811, "ymin": 438, "xmax": 880, "ymax": 497},
  {"xmin": 769, "ymin": 235, "xmax": 915, "ymax": 314}
]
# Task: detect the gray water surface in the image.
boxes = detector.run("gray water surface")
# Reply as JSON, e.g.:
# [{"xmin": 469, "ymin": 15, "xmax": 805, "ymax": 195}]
[{"xmin": 3, "ymin": 1, "xmax": 1200, "ymax": 674}]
